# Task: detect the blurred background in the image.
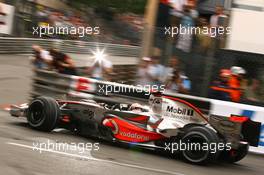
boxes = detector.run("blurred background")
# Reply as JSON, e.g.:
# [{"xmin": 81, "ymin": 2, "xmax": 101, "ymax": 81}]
[{"xmin": 1, "ymin": 0, "xmax": 264, "ymax": 107}]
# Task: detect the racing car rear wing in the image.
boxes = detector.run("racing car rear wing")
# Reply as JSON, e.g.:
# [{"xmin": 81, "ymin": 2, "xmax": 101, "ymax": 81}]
[{"xmin": 209, "ymin": 115, "xmax": 261, "ymax": 147}]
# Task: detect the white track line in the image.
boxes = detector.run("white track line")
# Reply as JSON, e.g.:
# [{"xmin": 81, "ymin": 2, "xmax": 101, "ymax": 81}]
[{"xmin": 7, "ymin": 142, "xmax": 184, "ymax": 175}]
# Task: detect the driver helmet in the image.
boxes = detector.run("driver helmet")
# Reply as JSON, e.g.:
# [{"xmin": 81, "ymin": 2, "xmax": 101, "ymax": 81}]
[{"xmin": 149, "ymin": 91, "xmax": 163, "ymax": 115}]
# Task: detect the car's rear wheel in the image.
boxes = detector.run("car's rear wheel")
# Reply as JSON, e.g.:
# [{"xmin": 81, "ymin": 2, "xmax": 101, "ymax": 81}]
[
  {"xmin": 27, "ymin": 96, "xmax": 60, "ymax": 132},
  {"xmin": 181, "ymin": 126, "xmax": 220, "ymax": 164}
]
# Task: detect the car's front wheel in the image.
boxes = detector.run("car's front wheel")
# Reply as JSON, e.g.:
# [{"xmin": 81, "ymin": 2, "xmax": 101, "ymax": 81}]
[{"xmin": 27, "ymin": 96, "xmax": 60, "ymax": 132}]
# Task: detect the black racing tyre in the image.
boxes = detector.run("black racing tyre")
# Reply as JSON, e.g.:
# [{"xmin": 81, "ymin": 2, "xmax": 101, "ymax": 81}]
[
  {"xmin": 220, "ymin": 143, "xmax": 249, "ymax": 163},
  {"xmin": 181, "ymin": 126, "xmax": 220, "ymax": 164},
  {"xmin": 27, "ymin": 96, "xmax": 60, "ymax": 132}
]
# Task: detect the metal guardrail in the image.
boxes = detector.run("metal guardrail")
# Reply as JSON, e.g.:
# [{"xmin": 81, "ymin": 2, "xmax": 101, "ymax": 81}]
[
  {"xmin": 31, "ymin": 69, "xmax": 149, "ymax": 104},
  {"xmin": 0, "ymin": 37, "xmax": 141, "ymax": 57}
]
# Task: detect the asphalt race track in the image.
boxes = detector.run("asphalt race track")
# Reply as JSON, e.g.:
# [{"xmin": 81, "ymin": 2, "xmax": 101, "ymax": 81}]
[{"xmin": 0, "ymin": 54, "xmax": 264, "ymax": 175}]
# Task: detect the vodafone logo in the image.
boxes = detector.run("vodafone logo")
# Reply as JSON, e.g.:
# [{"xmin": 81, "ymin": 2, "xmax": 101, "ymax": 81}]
[{"xmin": 119, "ymin": 131, "xmax": 150, "ymax": 141}]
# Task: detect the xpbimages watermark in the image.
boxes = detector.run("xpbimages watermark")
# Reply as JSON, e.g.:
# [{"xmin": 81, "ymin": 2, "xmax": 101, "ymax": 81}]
[
  {"xmin": 164, "ymin": 141, "xmax": 232, "ymax": 154},
  {"xmin": 164, "ymin": 24, "xmax": 231, "ymax": 38},
  {"xmin": 32, "ymin": 24, "xmax": 100, "ymax": 37},
  {"xmin": 32, "ymin": 140, "xmax": 100, "ymax": 154},
  {"xmin": 97, "ymin": 82, "xmax": 165, "ymax": 96}
]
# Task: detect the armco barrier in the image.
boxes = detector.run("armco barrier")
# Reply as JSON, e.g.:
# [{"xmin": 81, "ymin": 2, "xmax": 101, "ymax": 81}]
[
  {"xmin": 0, "ymin": 37, "xmax": 141, "ymax": 57},
  {"xmin": 31, "ymin": 69, "xmax": 149, "ymax": 104},
  {"xmin": 32, "ymin": 70, "xmax": 264, "ymax": 154}
]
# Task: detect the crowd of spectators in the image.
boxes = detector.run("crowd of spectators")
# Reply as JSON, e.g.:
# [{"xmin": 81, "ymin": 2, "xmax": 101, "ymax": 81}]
[
  {"xmin": 135, "ymin": 54, "xmax": 264, "ymax": 104},
  {"xmin": 112, "ymin": 13, "xmax": 144, "ymax": 45},
  {"xmin": 31, "ymin": 44, "xmax": 191, "ymax": 94},
  {"xmin": 32, "ymin": 43, "xmax": 264, "ymax": 105},
  {"xmin": 33, "ymin": 5, "xmax": 143, "ymax": 45},
  {"xmin": 32, "ymin": 45, "xmax": 78, "ymax": 75},
  {"xmin": 136, "ymin": 55, "xmax": 191, "ymax": 94},
  {"xmin": 31, "ymin": 45, "xmax": 114, "ymax": 81},
  {"xmin": 210, "ymin": 66, "xmax": 264, "ymax": 104},
  {"xmin": 36, "ymin": 6, "xmax": 87, "ymax": 39},
  {"xmin": 159, "ymin": 0, "xmax": 229, "ymax": 54}
]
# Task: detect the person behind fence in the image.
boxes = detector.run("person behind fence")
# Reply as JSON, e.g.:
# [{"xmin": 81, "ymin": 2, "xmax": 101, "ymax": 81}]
[
  {"xmin": 228, "ymin": 66, "xmax": 246, "ymax": 102},
  {"xmin": 180, "ymin": 72, "xmax": 191, "ymax": 93},
  {"xmin": 136, "ymin": 57, "xmax": 152, "ymax": 86},
  {"xmin": 163, "ymin": 56, "xmax": 180, "ymax": 81},
  {"xmin": 49, "ymin": 49, "xmax": 78, "ymax": 75},
  {"xmin": 210, "ymin": 5, "xmax": 228, "ymax": 49},
  {"xmin": 31, "ymin": 45, "xmax": 53, "ymax": 70},
  {"xmin": 165, "ymin": 70, "xmax": 190, "ymax": 93},
  {"xmin": 210, "ymin": 67, "xmax": 246, "ymax": 102},
  {"xmin": 188, "ymin": 0, "xmax": 199, "ymax": 19},
  {"xmin": 85, "ymin": 55, "xmax": 113, "ymax": 81},
  {"xmin": 209, "ymin": 69, "xmax": 231, "ymax": 101},
  {"xmin": 244, "ymin": 79, "xmax": 263, "ymax": 103},
  {"xmin": 169, "ymin": 0, "xmax": 187, "ymax": 28},
  {"xmin": 196, "ymin": 18, "xmax": 212, "ymax": 54},
  {"xmin": 147, "ymin": 56, "xmax": 164, "ymax": 89},
  {"xmin": 210, "ymin": 6, "xmax": 227, "ymax": 28},
  {"xmin": 176, "ymin": 5, "xmax": 195, "ymax": 53}
]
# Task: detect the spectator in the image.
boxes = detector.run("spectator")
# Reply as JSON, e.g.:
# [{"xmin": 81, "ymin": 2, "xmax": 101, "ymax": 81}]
[
  {"xmin": 244, "ymin": 79, "xmax": 263, "ymax": 102},
  {"xmin": 85, "ymin": 56, "xmax": 113, "ymax": 81},
  {"xmin": 49, "ymin": 49, "xmax": 77, "ymax": 75},
  {"xmin": 210, "ymin": 69, "xmax": 231, "ymax": 101},
  {"xmin": 180, "ymin": 73, "xmax": 191, "ymax": 93},
  {"xmin": 31, "ymin": 45, "xmax": 53, "ymax": 70},
  {"xmin": 136, "ymin": 57, "xmax": 152, "ymax": 86},
  {"xmin": 196, "ymin": 18, "xmax": 211, "ymax": 54},
  {"xmin": 210, "ymin": 6, "xmax": 228, "ymax": 49},
  {"xmin": 163, "ymin": 56, "xmax": 180, "ymax": 82},
  {"xmin": 187, "ymin": 0, "xmax": 199, "ymax": 19},
  {"xmin": 166, "ymin": 70, "xmax": 182, "ymax": 91},
  {"xmin": 228, "ymin": 66, "xmax": 246, "ymax": 102},
  {"xmin": 166, "ymin": 70, "xmax": 189, "ymax": 93},
  {"xmin": 210, "ymin": 6, "xmax": 227, "ymax": 28},
  {"xmin": 210, "ymin": 67, "xmax": 247, "ymax": 102},
  {"xmin": 147, "ymin": 56, "xmax": 164, "ymax": 88},
  {"xmin": 169, "ymin": 0, "xmax": 187, "ymax": 26},
  {"xmin": 176, "ymin": 5, "xmax": 194, "ymax": 53}
]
